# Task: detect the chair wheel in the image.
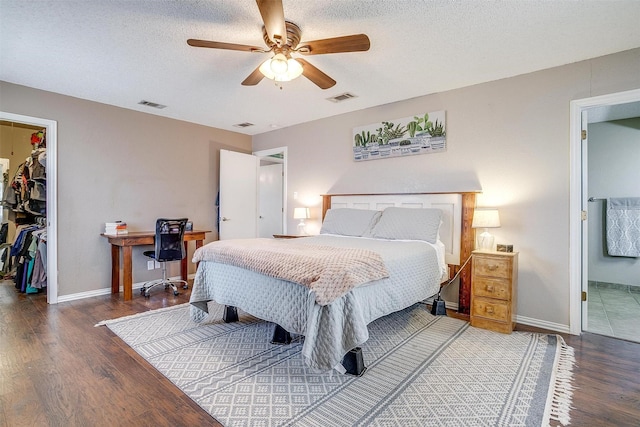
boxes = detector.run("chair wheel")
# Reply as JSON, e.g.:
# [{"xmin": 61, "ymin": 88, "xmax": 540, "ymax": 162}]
[
  {"xmin": 173, "ymin": 291, "xmax": 179, "ymax": 296},
  {"xmin": 182, "ymin": 284, "xmax": 188, "ymax": 290},
  {"xmin": 140, "ymin": 288, "xmax": 145, "ymax": 295},
  {"xmin": 144, "ymin": 292, "xmax": 150, "ymax": 298}
]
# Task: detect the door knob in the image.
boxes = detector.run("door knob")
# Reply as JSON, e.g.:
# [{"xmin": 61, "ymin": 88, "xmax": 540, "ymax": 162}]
[{"xmin": 221, "ymin": 217, "xmax": 230, "ymax": 221}]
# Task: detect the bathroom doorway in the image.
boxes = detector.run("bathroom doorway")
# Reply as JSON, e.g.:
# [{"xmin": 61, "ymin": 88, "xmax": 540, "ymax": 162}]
[{"xmin": 569, "ymin": 88, "xmax": 640, "ymax": 341}]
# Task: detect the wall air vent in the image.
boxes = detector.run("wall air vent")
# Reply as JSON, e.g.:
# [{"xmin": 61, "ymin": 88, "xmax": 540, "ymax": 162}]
[
  {"xmin": 233, "ymin": 122, "xmax": 255, "ymax": 128},
  {"xmin": 138, "ymin": 100, "xmax": 167, "ymax": 109},
  {"xmin": 327, "ymin": 92, "xmax": 357, "ymax": 103}
]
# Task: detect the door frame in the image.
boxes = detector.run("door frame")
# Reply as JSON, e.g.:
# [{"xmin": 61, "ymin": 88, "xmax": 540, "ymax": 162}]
[
  {"xmin": 253, "ymin": 147, "xmax": 288, "ymax": 235},
  {"xmin": 0, "ymin": 111, "xmax": 58, "ymax": 304},
  {"xmin": 569, "ymin": 88, "xmax": 640, "ymax": 335}
]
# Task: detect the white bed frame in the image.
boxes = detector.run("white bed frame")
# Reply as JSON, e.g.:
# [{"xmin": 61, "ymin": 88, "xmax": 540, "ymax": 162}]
[{"xmin": 322, "ymin": 192, "xmax": 476, "ymax": 315}]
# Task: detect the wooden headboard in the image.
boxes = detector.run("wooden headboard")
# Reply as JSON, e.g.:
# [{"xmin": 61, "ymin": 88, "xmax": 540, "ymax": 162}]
[{"xmin": 321, "ymin": 192, "xmax": 476, "ymax": 315}]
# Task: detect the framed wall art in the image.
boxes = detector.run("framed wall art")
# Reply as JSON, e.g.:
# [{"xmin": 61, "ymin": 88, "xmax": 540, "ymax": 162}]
[{"xmin": 352, "ymin": 110, "xmax": 446, "ymax": 162}]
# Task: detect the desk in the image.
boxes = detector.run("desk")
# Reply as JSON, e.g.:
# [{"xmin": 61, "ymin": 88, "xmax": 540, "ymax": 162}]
[{"xmin": 101, "ymin": 230, "xmax": 211, "ymax": 301}]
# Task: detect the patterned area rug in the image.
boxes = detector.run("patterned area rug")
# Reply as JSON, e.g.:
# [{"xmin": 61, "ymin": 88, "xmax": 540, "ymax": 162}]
[{"xmin": 97, "ymin": 303, "xmax": 575, "ymax": 427}]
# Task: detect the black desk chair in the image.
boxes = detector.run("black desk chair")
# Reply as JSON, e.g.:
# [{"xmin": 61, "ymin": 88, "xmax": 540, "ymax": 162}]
[{"xmin": 140, "ymin": 218, "xmax": 189, "ymax": 298}]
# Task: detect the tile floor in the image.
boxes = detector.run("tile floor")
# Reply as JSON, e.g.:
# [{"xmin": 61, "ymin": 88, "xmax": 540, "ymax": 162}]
[{"xmin": 587, "ymin": 281, "xmax": 640, "ymax": 343}]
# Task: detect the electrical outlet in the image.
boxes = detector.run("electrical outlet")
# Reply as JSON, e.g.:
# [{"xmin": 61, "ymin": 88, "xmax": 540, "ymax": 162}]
[
  {"xmin": 147, "ymin": 260, "xmax": 154, "ymax": 270},
  {"xmin": 154, "ymin": 260, "xmax": 161, "ymax": 269}
]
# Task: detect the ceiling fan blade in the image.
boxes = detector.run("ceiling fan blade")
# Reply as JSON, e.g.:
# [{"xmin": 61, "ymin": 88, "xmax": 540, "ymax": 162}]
[
  {"xmin": 296, "ymin": 58, "xmax": 336, "ymax": 89},
  {"xmin": 256, "ymin": 0, "xmax": 287, "ymax": 46},
  {"xmin": 187, "ymin": 39, "xmax": 265, "ymax": 52},
  {"xmin": 241, "ymin": 64, "xmax": 265, "ymax": 86},
  {"xmin": 298, "ymin": 34, "xmax": 370, "ymax": 55}
]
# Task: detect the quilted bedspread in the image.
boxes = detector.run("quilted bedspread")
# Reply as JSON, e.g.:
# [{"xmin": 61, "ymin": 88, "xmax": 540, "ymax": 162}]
[
  {"xmin": 192, "ymin": 238, "xmax": 389, "ymax": 305},
  {"xmin": 189, "ymin": 235, "xmax": 445, "ymax": 371}
]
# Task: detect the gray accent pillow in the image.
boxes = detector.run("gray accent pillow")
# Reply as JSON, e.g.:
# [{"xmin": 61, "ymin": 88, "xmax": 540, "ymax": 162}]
[
  {"xmin": 320, "ymin": 208, "xmax": 382, "ymax": 237},
  {"xmin": 370, "ymin": 207, "xmax": 442, "ymax": 243}
]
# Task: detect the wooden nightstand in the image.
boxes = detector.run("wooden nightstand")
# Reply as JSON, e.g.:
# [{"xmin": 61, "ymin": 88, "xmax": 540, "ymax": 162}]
[{"xmin": 470, "ymin": 250, "xmax": 518, "ymax": 334}]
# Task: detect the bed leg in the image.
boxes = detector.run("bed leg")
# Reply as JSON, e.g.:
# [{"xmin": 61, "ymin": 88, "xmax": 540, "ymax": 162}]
[
  {"xmin": 223, "ymin": 305, "xmax": 238, "ymax": 323},
  {"xmin": 271, "ymin": 324, "xmax": 292, "ymax": 344},
  {"xmin": 342, "ymin": 347, "xmax": 367, "ymax": 376}
]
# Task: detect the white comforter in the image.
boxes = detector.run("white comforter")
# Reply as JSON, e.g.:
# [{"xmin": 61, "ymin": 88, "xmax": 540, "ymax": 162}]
[{"xmin": 189, "ymin": 235, "xmax": 446, "ymax": 371}]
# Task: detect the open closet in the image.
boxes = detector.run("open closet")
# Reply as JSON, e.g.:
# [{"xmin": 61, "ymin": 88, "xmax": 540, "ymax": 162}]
[{"xmin": 0, "ymin": 122, "xmax": 48, "ymax": 294}]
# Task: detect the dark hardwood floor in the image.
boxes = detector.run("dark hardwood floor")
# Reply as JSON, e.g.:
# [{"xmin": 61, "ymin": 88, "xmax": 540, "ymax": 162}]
[{"xmin": 1, "ymin": 280, "xmax": 639, "ymax": 426}]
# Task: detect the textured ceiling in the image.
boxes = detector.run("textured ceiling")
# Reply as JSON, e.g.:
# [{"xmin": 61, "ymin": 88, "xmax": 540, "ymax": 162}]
[{"xmin": 1, "ymin": 1, "xmax": 640, "ymax": 135}]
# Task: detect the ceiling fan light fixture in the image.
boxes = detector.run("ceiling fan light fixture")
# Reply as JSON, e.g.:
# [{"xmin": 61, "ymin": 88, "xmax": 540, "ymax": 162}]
[
  {"xmin": 259, "ymin": 55, "xmax": 303, "ymax": 82},
  {"xmin": 270, "ymin": 53, "xmax": 288, "ymax": 74}
]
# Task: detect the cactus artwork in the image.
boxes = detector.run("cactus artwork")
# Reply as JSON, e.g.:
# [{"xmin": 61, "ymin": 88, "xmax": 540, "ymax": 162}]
[{"xmin": 352, "ymin": 110, "xmax": 446, "ymax": 161}]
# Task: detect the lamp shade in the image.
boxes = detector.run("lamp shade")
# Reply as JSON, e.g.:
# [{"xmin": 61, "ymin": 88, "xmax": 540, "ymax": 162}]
[
  {"xmin": 472, "ymin": 208, "xmax": 501, "ymax": 228},
  {"xmin": 293, "ymin": 207, "xmax": 310, "ymax": 220}
]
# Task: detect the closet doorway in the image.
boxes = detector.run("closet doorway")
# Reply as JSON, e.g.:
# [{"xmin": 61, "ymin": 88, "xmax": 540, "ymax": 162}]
[
  {"xmin": 0, "ymin": 112, "xmax": 58, "ymax": 304},
  {"xmin": 569, "ymin": 88, "xmax": 640, "ymax": 339}
]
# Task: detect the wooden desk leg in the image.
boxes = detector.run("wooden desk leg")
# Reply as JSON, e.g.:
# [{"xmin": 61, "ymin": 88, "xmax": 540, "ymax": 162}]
[
  {"xmin": 181, "ymin": 241, "xmax": 188, "ymax": 281},
  {"xmin": 123, "ymin": 246, "xmax": 133, "ymax": 301},
  {"xmin": 110, "ymin": 244, "xmax": 120, "ymax": 294},
  {"xmin": 195, "ymin": 239, "xmax": 204, "ymax": 270}
]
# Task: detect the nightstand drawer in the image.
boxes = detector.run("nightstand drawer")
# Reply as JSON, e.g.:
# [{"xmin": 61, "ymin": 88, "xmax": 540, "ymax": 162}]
[
  {"xmin": 471, "ymin": 297, "xmax": 510, "ymax": 322},
  {"xmin": 473, "ymin": 256, "xmax": 512, "ymax": 279},
  {"xmin": 473, "ymin": 277, "xmax": 511, "ymax": 300}
]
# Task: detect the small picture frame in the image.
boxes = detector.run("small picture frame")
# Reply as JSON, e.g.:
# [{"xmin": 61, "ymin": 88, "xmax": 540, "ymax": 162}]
[
  {"xmin": 497, "ymin": 244, "xmax": 513, "ymax": 253},
  {"xmin": 186, "ymin": 221, "xmax": 193, "ymax": 231}
]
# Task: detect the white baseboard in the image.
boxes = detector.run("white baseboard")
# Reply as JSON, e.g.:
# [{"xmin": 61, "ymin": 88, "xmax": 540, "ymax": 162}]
[
  {"xmin": 515, "ymin": 315, "xmax": 572, "ymax": 334},
  {"xmin": 424, "ymin": 298, "xmax": 571, "ymax": 334},
  {"xmin": 56, "ymin": 274, "xmax": 196, "ymax": 303},
  {"xmin": 57, "ymin": 286, "xmax": 572, "ymax": 334},
  {"xmin": 425, "ymin": 297, "xmax": 459, "ymax": 312}
]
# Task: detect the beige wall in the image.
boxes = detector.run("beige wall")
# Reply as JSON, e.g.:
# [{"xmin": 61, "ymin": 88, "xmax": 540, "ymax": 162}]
[
  {"xmin": 253, "ymin": 48, "xmax": 640, "ymax": 329},
  {"xmin": 0, "ymin": 82, "xmax": 251, "ymax": 297}
]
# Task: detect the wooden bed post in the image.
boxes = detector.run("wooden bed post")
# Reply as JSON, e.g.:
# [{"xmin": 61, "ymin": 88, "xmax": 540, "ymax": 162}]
[
  {"xmin": 321, "ymin": 194, "xmax": 332, "ymax": 220},
  {"xmin": 457, "ymin": 192, "xmax": 476, "ymax": 315}
]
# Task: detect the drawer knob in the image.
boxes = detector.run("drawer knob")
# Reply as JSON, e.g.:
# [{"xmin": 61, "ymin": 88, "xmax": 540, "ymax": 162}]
[
  {"xmin": 485, "ymin": 306, "xmax": 494, "ymax": 314},
  {"xmin": 487, "ymin": 264, "xmax": 499, "ymax": 271},
  {"xmin": 486, "ymin": 284, "xmax": 494, "ymax": 292}
]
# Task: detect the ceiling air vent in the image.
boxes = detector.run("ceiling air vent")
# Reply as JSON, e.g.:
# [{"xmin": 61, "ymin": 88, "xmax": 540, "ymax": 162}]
[
  {"xmin": 138, "ymin": 100, "xmax": 167, "ymax": 109},
  {"xmin": 327, "ymin": 92, "xmax": 357, "ymax": 103},
  {"xmin": 233, "ymin": 122, "xmax": 255, "ymax": 128}
]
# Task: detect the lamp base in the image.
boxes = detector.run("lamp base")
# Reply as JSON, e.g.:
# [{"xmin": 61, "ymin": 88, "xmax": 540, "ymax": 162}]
[
  {"xmin": 297, "ymin": 220, "xmax": 307, "ymax": 236},
  {"xmin": 477, "ymin": 229, "xmax": 495, "ymax": 251}
]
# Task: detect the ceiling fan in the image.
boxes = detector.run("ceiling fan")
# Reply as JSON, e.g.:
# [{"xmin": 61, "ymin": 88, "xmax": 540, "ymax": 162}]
[{"xmin": 187, "ymin": 0, "xmax": 370, "ymax": 89}]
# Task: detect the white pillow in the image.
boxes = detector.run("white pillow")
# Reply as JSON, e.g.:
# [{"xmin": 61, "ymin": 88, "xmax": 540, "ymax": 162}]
[
  {"xmin": 320, "ymin": 208, "xmax": 382, "ymax": 237},
  {"xmin": 370, "ymin": 207, "xmax": 442, "ymax": 243}
]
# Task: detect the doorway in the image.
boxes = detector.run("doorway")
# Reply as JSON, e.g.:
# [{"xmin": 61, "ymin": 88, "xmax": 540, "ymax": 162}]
[
  {"xmin": 0, "ymin": 112, "xmax": 58, "ymax": 304},
  {"xmin": 569, "ymin": 88, "xmax": 640, "ymax": 337},
  {"xmin": 254, "ymin": 147, "xmax": 287, "ymax": 238},
  {"xmin": 218, "ymin": 147, "xmax": 287, "ymax": 240}
]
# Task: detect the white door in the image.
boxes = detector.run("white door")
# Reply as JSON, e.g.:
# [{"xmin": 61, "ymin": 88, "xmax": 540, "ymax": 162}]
[
  {"xmin": 258, "ymin": 163, "xmax": 283, "ymax": 237},
  {"xmin": 219, "ymin": 149, "xmax": 258, "ymax": 240}
]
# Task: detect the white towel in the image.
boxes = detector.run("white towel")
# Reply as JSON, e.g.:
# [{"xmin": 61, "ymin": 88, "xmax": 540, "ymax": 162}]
[{"xmin": 606, "ymin": 197, "xmax": 640, "ymax": 257}]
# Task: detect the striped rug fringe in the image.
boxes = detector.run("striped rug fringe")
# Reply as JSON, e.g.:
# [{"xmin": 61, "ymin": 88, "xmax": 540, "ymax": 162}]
[{"xmin": 545, "ymin": 335, "xmax": 576, "ymax": 426}]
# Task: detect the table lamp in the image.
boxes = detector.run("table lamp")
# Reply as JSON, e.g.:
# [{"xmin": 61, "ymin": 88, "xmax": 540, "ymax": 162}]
[
  {"xmin": 472, "ymin": 208, "xmax": 501, "ymax": 251},
  {"xmin": 293, "ymin": 207, "xmax": 310, "ymax": 235}
]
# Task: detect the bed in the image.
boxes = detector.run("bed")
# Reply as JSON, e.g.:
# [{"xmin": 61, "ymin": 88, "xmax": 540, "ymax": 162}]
[{"xmin": 189, "ymin": 193, "xmax": 475, "ymax": 372}]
